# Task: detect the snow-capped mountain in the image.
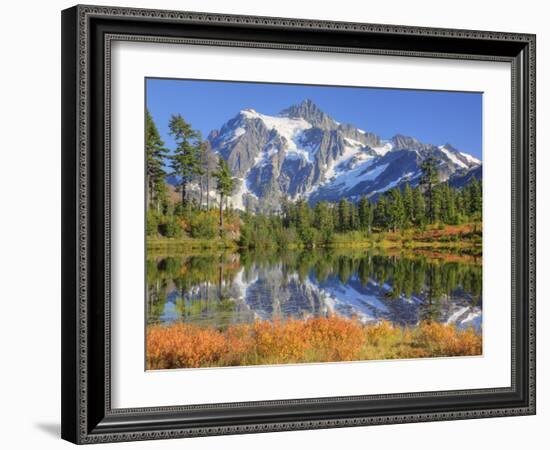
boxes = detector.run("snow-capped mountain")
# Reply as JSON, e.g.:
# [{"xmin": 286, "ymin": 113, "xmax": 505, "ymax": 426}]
[{"xmin": 204, "ymin": 99, "xmax": 481, "ymax": 211}]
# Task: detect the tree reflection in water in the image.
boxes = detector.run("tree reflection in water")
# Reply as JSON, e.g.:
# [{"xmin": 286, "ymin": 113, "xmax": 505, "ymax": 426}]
[{"xmin": 146, "ymin": 249, "xmax": 482, "ymax": 331}]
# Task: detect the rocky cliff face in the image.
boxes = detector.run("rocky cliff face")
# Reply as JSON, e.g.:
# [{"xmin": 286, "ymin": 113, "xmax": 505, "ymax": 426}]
[{"xmin": 199, "ymin": 99, "xmax": 482, "ymax": 211}]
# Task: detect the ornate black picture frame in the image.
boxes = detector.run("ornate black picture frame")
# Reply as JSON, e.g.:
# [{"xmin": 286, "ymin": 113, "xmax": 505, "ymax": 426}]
[{"xmin": 61, "ymin": 4, "xmax": 536, "ymax": 444}]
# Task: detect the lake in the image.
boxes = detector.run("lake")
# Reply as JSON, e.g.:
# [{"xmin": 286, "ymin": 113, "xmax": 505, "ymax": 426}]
[{"xmin": 146, "ymin": 249, "xmax": 482, "ymax": 332}]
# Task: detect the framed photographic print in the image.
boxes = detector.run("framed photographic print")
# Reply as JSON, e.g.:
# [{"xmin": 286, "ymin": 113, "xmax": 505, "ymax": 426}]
[{"xmin": 61, "ymin": 4, "xmax": 536, "ymax": 444}]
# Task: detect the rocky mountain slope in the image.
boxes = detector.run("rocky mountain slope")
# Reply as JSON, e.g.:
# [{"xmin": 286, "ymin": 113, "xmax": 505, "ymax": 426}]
[{"xmin": 190, "ymin": 99, "xmax": 481, "ymax": 211}]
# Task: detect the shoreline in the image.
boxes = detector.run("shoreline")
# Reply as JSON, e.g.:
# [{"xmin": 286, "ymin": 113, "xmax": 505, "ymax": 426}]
[
  {"xmin": 148, "ymin": 222, "xmax": 481, "ymax": 248},
  {"xmin": 147, "ymin": 224, "xmax": 482, "ymax": 262}
]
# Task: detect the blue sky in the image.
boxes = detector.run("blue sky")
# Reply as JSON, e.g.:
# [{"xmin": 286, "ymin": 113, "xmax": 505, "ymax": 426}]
[{"xmin": 146, "ymin": 78, "xmax": 482, "ymax": 159}]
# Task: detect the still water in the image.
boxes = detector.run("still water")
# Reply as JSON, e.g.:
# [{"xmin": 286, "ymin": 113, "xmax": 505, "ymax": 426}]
[{"xmin": 146, "ymin": 249, "xmax": 482, "ymax": 331}]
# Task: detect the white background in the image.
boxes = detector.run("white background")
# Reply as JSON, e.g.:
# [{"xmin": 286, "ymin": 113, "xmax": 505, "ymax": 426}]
[
  {"xmin": 112, "ymin": 42, "xmax": 511, "ymax": 408},
  {"xmin": 0, "ymin": 0, "xmax": 546, "ymax": 449}
]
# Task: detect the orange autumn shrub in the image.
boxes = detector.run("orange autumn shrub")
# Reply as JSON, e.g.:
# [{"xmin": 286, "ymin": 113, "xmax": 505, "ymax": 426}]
[
  {"xmin": 147, "ymin": 323, "xmax": 226, "ymax": 369},
  {"xmin": 303, "ymin": 315, "xmax": 365, "ymax": 361},
  {"xmin": 221, "ymin": 324, "xmax": 256, "ymax": 365},
  {"xmin": 416, "ymin": 322, "xmax": 482, "ymax": 356},
  {"xmin": 253, "ymin": 319, "xmax": 310, "ymax": 362},
  {"xmin": 146, "ymin": 316, "xmax": 482, "ymax": 370},
  {"xmin": 250, "ymin": 315, "xmax": 365, "ymax": 363}
]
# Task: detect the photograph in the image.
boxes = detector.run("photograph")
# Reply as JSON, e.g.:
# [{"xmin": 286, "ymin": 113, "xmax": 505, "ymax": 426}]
[
  {"xmin": 53, "ymin": 2, "xmax": 537, "ymax": 445},
  {"xmin": 144, "ymin": 79, "xmax": 483, "ymax": 370}
]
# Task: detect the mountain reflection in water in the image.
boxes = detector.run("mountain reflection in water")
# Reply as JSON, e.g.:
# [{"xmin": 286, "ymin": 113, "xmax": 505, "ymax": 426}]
[{"xmin": 146, "ymin": 250, "xmax": 482, "ymax": 332}]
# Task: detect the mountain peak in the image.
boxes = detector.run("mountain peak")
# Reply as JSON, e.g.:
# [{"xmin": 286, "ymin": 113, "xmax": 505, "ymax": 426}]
[
  {"xmin": 280, "ymin": 98, "xmax": 319, "ymax": 114},
  {"xmin": 238, "ymin": 108, "xmax": 260, "ymax": 119},
  {"xmin": 391, "ymin": 134, "xmax": 419, "ymax": 144},
  {"xmin": 279, "ymin": 99, "xmax": 337, "ymax": 129},
  {"xmin": 204, "ymin": 101, "xmax": 482, "ymax": 211},
  {"xmin": 441, "ymin": 142, "xmax": 457, "ymax": 151},
  {"xmin": 391, "ymin": 134, "xmax": 431, "ymax": 152}
]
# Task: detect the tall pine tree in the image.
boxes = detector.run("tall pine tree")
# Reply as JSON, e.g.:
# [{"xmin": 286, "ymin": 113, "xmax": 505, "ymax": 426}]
[
  {"xmin": 402, "ymin": 183, "xmax": 414, "ymax": 226},
  {"xmin": 314, "ymin": 201, "xmax": 334, "ymax": 241},
  {"xmin": 338, "ymin": 199, "xmax": 351, "ymax": 232},
  {"xmin": 374, "ymin": 196, "xmax": 388, "ymax": 228},
  {"xmin": 468, "ymin": 178, "xmax": 482, "ymax": 218},
  {"xmin": 420, "ymin": 155, "xmax": 439, "ymax": 223},
  {"xmin": 213, "ymin": 158, "xmax": 235, "ymax": 233},
  {"xmin": 358, "ymin": 195, "xmax": 373, "ymax": 231},
  {"xmin": 412, "ymin": 186, "xmax": 426, "ymax": 225},
  {"xmin": 145, "ymin": 110, "xmax": 167, "ymax": 212},
  {"xmin": 387, "ymin": 188, "xmax": 406, "ymax": 231},
  {"xmin": 168, "ymin": 114, "xmax": 201, "ymax": 207}
]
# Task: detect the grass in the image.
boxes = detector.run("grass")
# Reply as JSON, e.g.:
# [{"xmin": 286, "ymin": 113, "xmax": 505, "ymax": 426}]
[
  {"xmin": 146, "ymin": 316, "xmax": 481, "ymax": 369},
  {"xmin": 147, "ymin": 222, "xmax": 482, "ymax": 258},
  {"xmin": 327, "ymin": 223, "xmax": 482, "ymax": 259},
  {"xmin": 147, "ymin": 236, "xmax": 238, "ymax": 253}
]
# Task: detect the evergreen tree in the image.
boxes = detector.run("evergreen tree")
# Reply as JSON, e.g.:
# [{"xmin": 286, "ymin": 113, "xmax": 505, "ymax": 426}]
[
  {"xmin": 168, "ymin": 114, "xmax": 201, "ymax": 207},
  {"xmin": 402, "ymin": 183, "xmax": 414, "ymax": 225},
  {"xmin": 314, "ymin": 201, "xmax": 334, "ymax": 242},
  {"xmin": 431, "ymin": 185, "xmax": 443, "ymax": 223},
  {"xmin": 440, "ymin": 183, "xmax": 457, "ymax": 224},
  {"xmin": 374, "ymin": 196, "xmax": 388, "ymax": 228},
  {"xmin": 420, "ymin": 156, "xmax": 439, "ymax": 223},
  {"xmin": 338, "ymin": 199, "xmax": 351, "ymax": 232},
  {"xmin": 145, "ymin": 110, "xmax": 167, "ymax": 212},
  {"xmin": 367, "ymin": 201, "xmax": 374, "ymax": 231},
  {"xmin": 281, "ymin": 196, "xmax": 295, "ymax": 228},
  {"xmin": 197, "ymin": 141, "xmax": 210, "ymax": 209},
  {"xmin": 358, "ymin": 195, "xmax": 372, "ymax": 231},
  {"xmin": 387, "ymin": 188, "xmax": 406, "ymax": 231},
  {"xmin": 331, "ymin": 203, "xmax": 340, "ymax": 232},
  {"xmin": 454, "ymin": 188, "xmax": 464, "ymax": 219},
  {"xmin": 212, "ymin": 158, "xmax": 235, "ymax": 233},
  {"xmin": 468, "ymin": 178, "xmax": 482, "ymax": 218},
  {"xmin": 295, "ymin": 199, "xmax": 312, "ymax": 233},
  {"xmin": 412, "ymin": 186, "xmax": 426, "ymax": 225},
  {"xmin": 350, "ymin": 202, "xmax": 360, "ymax": 231}
]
